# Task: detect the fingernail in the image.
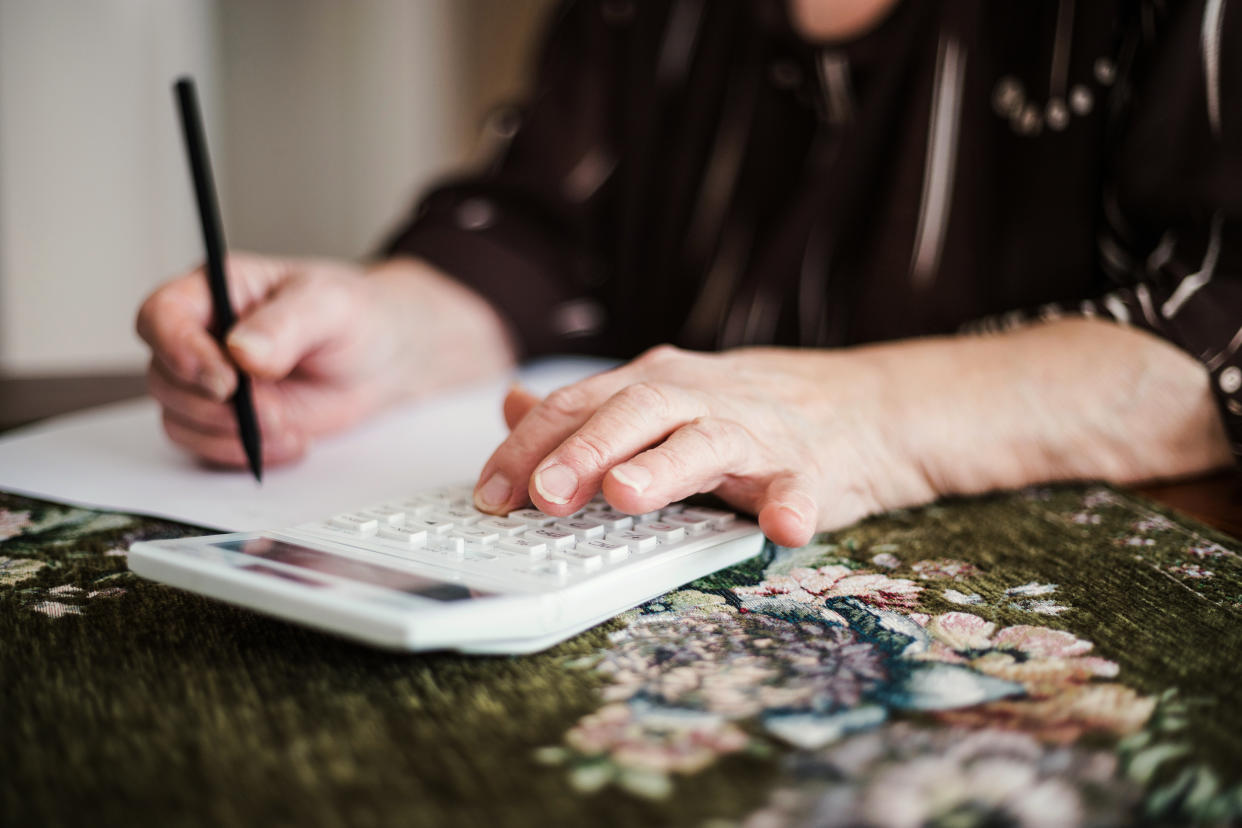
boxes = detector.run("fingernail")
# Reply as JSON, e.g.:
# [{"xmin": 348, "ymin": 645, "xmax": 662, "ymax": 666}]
[
  {"xmin": 198, "ymin": 369, "xmax": 232, "ymax": 402},
  {"xmin": 533, "ymin": 463, "xmax": 577, "ymax": 505},
  {"xmin": 475, "ymin": 472, "xmax": 512, "ymax": 511},
  {"xmin": 227, "ymin": 330, "xmax": 271, "ymax": 361},
  {"xmin": 778, "ymin": 504, "xmax": 805, "ymax": 525},
  {"xmin": 610, "ymin": 464, "xmax": 652, "ymax": 494}
]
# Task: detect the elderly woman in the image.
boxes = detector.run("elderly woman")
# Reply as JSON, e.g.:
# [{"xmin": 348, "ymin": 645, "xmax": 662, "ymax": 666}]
[{"xmin": 136, "ymin": 0, "xmax": 1238, "ymax": 546}]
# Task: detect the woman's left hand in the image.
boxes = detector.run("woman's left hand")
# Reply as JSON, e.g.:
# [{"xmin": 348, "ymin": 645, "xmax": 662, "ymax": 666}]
[{"xmin": 471, "ymin": 344, "xmax": 934, "ymax": 547}]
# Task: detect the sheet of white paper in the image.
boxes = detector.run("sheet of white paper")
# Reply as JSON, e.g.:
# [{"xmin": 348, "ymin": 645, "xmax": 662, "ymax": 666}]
[{"xmin": 0, "ymin": 357, "xmax": 616, "ymax": 531}]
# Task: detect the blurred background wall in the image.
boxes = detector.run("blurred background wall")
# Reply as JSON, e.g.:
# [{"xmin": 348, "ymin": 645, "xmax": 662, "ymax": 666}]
[{"xmin": 0, "ymin": 0, "xmax": 552, "ymax": 375}]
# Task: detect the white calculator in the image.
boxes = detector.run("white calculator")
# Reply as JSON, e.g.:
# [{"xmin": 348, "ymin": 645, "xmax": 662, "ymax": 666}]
[{"xmin": 128, "ymin": 484, "xmax": 764, "ymax": 654}]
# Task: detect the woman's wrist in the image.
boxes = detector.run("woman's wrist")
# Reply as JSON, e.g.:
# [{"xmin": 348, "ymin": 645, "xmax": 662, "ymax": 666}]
[{"xmin": 855, "ymin": 318, "xmax": 1231, "ymax": 502}]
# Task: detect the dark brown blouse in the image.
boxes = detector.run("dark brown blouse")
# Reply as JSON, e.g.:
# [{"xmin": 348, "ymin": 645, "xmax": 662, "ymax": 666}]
[{"xmin": 385, "ymin": 0, "xmax": 1242, "ymax": 463}]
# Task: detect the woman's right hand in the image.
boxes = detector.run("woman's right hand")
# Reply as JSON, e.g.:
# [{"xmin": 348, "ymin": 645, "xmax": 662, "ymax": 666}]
[{"xmin": 135, "ymin": 252, "xmax": 515, "ymax": 469}]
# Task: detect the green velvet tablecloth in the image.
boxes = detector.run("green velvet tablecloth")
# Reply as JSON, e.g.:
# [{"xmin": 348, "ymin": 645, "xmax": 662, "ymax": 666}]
[{"xmin": 3, "ymin": 484, "xmax": 1241, "ymax": 827}]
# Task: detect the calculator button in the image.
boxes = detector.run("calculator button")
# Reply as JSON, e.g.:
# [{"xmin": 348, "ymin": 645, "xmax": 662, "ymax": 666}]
[
  {"xmin": 415, "ymin": 490, "xmax": 458, "ymax": 506},
  {"xmin": 636, "ymin": 522, "xmax": 686, "ymax": 544},
  {"xmin": 329, "ymin": 514, "xmax": 379, "ymax": 535},
  {"xmin": 452, "ymin": 526, "xmax": 500, "ymax": 545},
  {"xmin": 393, "ymin": 499, "xmax": 435, "ymax": 517},
  {"xmin": 606, "ymin": 531, "xmax": 659, "ymax": 554},
  {"xmin": 526, "ymin": 528, "xmax": 576, "ymax": 551},
  {"xmin": 508, "ymin": 509, "xmax": 557, "ymax": 528},
  {"xmin": 427, "ymin": 534, "xmax": 465, "ymax": 558},
  {"xmin": 498, "ymin": 537, "xmax": 550, "ymax": 558},
  {"xmin": 406, "ymin": 517, "xmax": 453, "ymax": 535},
  {"xmin": 582, "ymin": 539, "xmax": 630, "ymax": 563},
  {"xmin": 360, "ymin": 506, "xmax": 405, "ymax": 525},
  {"xmin": 430, "ymin": 507, "xmax": 485, "ymax": 525},
  {"xmin": 662, "ymin": 514, "xmax": 711, "ymax": 534},
  {"xmin": 634, "ymin": 511, "xmax": 661, "ymax": 523},
  {"xmin": 660, "ymin": 504, "xmax": 686, "ymax": 515},
  {"xmin": 680, "ymin": 507, "xmax": 736, "ymax": 529},
  {"xmin": 476, "ymin": 517, "xmax": 527, "ymax": 536},
  {"xmin": 519, "ymin": 559, "xmax": 569, "ymax": 583},
  {"xmin": 583, "ymin": 511, "xmax": 633, "ymax": 532},
  {"xmin": 377, "ymin": 525, "xmax": 428, "ymax": 547},
  {"xmin": 555, "ymin": 520, "xmax": 606, "ymax": 541},
  {"xmin": 462, "ymin": 546, "xmax": 500, "ymax": 563},
  {"xmin": 555, "ymin": 548, "xmax": 605, "ymax": 571}
]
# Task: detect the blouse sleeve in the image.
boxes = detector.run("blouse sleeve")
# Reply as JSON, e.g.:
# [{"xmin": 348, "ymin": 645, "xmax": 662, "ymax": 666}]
[
  {"xmin": 970, "ymin": 0, "xmax": 1242, "ymax": 464},
  {"xmin": 379, "ymin": 1, "xmax": 622, "ymax": 359}
]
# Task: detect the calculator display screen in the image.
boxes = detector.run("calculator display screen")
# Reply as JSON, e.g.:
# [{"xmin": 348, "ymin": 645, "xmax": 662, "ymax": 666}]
[{"xmin": 214, "ymin": 537, "xmax": 490, "ymax": 602}]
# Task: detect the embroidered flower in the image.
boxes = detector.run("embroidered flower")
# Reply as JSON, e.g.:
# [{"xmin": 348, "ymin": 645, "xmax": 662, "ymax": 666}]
[
  {"xmin": 1167, "ymin": 563, "xmax": 1213, "ymax": 579},
  {"xmin": 944, "ymin": 589, "xmax": 983, "ymax": 605},
  {"xmin": 0, "ymin": 509, "xmax": 33, "ymax": 542},
  {"xmin": 736, "ymin": 565, "xmax": 922, "ymax": 610},
  {"xmin": 909, "ymin": 559, "xmax": 979, "ymax": 581},
  {"xmin": 0, "ymin": 556, "xmax": 46, "ymax": 587}
]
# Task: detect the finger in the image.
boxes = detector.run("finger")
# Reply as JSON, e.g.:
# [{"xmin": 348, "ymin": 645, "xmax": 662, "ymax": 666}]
[
  {"xmin": 502, "ymin": 385, "xmax": 541, "ymax": 431},
  {"xmin": 225, "ymin": 275, "xmax": 355, "ymax": 381},
  {"xmin": 600, "ymin": 416, "xmax": 754, "ymax": 514},
  {"xmin": 471, "ymin": 369, "xmax": 641, "ymax": 514},
  {"xmin": 756, "ymin": 474, "xmax": 819, "ymax": 548},
  {"xmin": 162, "ymin": 410, "xmax": 306, "ymax": 469},
  {"xmin": 147, "ymin": 359, "xmax": 287, "ymax": 438},
  {"xmin": 136, "ymin": 270, "xmax": 237, "ymax": 401}
]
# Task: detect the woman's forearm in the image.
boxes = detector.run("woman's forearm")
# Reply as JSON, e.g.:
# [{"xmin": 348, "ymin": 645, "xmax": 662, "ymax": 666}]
[{"xmin": 863, "ymin": 318, "xmax": 1232, "ymax": 498}]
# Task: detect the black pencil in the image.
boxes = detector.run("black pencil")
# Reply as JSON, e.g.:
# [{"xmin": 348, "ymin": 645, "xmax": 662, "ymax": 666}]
[{"xmin": 174, "ymin": 76, "xmax": 263, "ymax": 483}]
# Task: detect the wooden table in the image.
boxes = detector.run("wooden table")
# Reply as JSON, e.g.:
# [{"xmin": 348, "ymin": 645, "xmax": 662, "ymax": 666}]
[{"xmin": 2, "ymin": 373, "xmax": 1238, "ymax": 539}]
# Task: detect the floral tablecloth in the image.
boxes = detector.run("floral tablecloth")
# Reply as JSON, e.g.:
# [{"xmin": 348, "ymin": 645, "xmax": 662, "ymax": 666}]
[{"xmin": 2, "ymin": 484, "xmax": 1241, "ymax": 827}]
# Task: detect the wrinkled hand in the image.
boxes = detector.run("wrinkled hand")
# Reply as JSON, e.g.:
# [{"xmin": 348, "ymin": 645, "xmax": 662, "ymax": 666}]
[
  {"xmin": 473, "ymin": 345, "xmax": 934, "ymax": 547},
  {"xmin": 136, "ymin": 253, "xmax": 513, "ymax": 468}
]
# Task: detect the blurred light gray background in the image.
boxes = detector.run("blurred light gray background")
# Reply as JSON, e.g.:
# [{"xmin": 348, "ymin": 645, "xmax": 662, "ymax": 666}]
[{"xmin": 0, "ymin": 0, "xmax": 552, "ymax": 375}]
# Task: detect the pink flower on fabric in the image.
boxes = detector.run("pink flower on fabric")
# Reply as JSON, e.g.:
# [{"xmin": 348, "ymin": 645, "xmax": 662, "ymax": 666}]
[
  {"xmin": 0, "ymin": 509, "xmax": 33, "ymax": 542},
  {"xmin": 736, "ymin": 565, "xmax": 923, "ymax": 610},
  {"xmin": 927, "ymin": 612, "xmax": 995, "ymax": 651},
  {"xmin": 992, "ymin": 626, "xmax": 1094, "ymax": 659},
  {"xmin": 909, "ymin": 559, "xmax": 979, "ymax": 581}
]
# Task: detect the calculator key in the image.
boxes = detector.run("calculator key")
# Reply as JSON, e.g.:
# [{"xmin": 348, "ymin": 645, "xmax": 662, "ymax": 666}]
[
  {"xmin": 377, "ymin": 525, "xmax": 428, "ymax": 547},
  {"xmin": 526, "ymin": 528, "xmax": 577, "ymax": 551},
  {"xmin": 498, "ymin": 536, "xmax": 549, "ymax": 558},
  {"xmin": 555, "ymin": 548, "xmax": 605, "ymax": 571},
  {"xmin": 680, "ymin": 507, "xmax": 736, "ymax": 529},
  {"xmin": 451, "ymin": 526, "xmax": 500, "ymax": 545},
  {"xmin": 415, "ymin": 490, "xmax": 458, "ymax": 505},
  {"xmin": 660, "ymin": 503, "xmax": 686, "ymax": 515},
  {"xmin": 632, "ymin": 511, "xmax": 661, "ymax": 523},
  {"xmin": 582, "ymin": 539, "xmax": 630, "ymax": 563},
  {"xmin": 406, "ymin": 517, "xmax": 454, "ymax": 535},
  {"xmin": 329, "ymin": 514, "xmax": 379, "ymax": 535},
  {"xmin": 393, "ymin": 499, "xmax": 435, "ymax": 517},
  {"xmin": 360, "ymin": 506, "xmax": 405, "ymax": 526},
  {"xmin": 476, "ymin": 517, "xmax": 527, "ymax": 536},
  {"xmin": 518, "ymin": 559, "xmax": 569, "ymax": 583},
  {"xmin": 462, "ymin": 546, "xmax": 500, "ymax": 563},
  {"xmin": 606, "ymin": 531, "xmax": 659, "ymax": 554},
  {"xmin": 662, "ymin": 514, "xmax": 711, "ymax": 534},
  {"xmin": 555, "ymin": 520, "xmax": 606, "ymax": 541},
  {"xmin": 636, "ymin": 522, "xmax": 686, "ymax": 544},
  {"xmin": 508, "ymin": 509, "xmax": 557, "ymax": 528},
  {"xmin": 427, "ymin": 534, "xmax": 465, "ymax": 558},
  {"xmin": 430, "ymin": 507, "xmax": 485, "ymax": 525},
  {"xmin": 583, "ymin": 511, "xmax": 634, "ymax": 532}
]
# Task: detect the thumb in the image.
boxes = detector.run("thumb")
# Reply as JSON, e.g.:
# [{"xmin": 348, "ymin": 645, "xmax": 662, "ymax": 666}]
[
  {"xmin": 757, "ymin": 473, "xmax": 819, "ymax": 548},
  {"xmin": 225, "ymin": 277, "xmax": 342, "ymax": 380},
  {"xmin": 502, "ymin": 384, "xmax": 541, "ymax": 431}
]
